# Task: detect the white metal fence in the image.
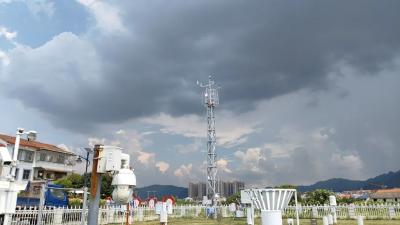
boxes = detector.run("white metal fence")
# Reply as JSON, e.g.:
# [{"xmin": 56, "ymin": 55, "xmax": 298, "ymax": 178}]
[
  {"xmin": 11, "ymin": 203, "xmax": 400, "ymax": 225},
  {"xmin": 282, "ymin": 204, "xmax": 400, "ymax": 220}
]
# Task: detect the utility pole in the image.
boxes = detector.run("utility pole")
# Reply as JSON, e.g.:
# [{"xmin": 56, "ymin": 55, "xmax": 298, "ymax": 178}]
[{"xmin": 87, "ymin": 144, "xmax": 102, "ymax": 225}]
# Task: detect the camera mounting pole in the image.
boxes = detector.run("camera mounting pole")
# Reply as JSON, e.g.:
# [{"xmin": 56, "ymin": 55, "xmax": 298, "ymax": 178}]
[
  {"xmin": 87, "ymin": 144, "xmax": 136, "ymax": 225},
  {"xmin": 87, "ymin": 144, "xmax": 102, "ymax": 225}
]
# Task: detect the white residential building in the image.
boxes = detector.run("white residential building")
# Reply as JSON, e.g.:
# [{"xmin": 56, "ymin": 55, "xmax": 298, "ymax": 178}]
[{"xmin": 0, "ymin": 133, "xmax": 76, "ymax": 183}]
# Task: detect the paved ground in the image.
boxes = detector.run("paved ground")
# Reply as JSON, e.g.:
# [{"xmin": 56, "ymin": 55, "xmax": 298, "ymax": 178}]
[{"xmin": 131, "ymin": 218, "xmax": 400, "ymax": 225}]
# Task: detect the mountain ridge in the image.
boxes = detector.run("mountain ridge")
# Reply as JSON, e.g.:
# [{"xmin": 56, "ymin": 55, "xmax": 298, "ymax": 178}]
[
  {"xmin": 298, "ymin": 170, "xmax": 400, "ymax": 192},
  {"xmin": 136, "ymin": 184, "xmax": 188, "ymax": 199},
  {"xmin": 135, "ymin": 170, "xmax": 400, "ymax": 198}
]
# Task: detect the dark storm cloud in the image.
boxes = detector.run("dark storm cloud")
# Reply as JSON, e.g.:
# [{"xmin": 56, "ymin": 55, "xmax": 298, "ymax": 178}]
[{"xmin": 2, "ymin": 0, "xmax": 400, "ymax": 131}]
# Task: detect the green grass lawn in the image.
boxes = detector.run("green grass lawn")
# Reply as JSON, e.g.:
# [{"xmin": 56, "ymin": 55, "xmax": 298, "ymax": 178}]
[{"xmin": 131, "ymin": 218, "xmax": 400, "ymax": 225}]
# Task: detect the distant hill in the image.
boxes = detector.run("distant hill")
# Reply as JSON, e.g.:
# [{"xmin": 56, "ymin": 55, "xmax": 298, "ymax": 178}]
[
  {"xmin": 136, "ymin": 185, "xmax": 188, "ymax": 200},
  {"xmin": 298, "ymin": 170, "xmax": 400, "ymax": 192},
  {"xmin": 135, "ymin": 170, "xmax": 400, "ymax": 198}
]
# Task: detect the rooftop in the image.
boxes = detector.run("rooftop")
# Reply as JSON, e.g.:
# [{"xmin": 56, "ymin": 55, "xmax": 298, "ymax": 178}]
[
  {"xmin": 0, "ymin": 133, "xmax": 75, "ymax": 155},
  {"xmin": 370, "ymin": 188, "xmax": 400, "ymax": 199}
]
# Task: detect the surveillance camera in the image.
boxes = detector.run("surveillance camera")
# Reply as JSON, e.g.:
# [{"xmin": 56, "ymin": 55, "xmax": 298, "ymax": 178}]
[
  {"xmin": 112, "ymin": 185, "xmax": 133, "ymax": 205},
  {"xmin": 17, "ymin": 128, "xmax": 24, "ymax": 134},
  {"xmin": 111, "ymin": 167, "xmax": 136, "ymax": 205}
]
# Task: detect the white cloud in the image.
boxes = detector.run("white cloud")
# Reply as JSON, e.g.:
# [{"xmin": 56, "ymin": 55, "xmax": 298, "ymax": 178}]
[
  {"xmin": 234, "ymin": 147, "xmax": 266, "ymax": 173},
  {"xmin": 174, "ymin": 138, "xmax": 202, "ymax": 154},
  {"xmin": 142, "ymin": 113, "xmax": 203, "ymax": 138},
  {"xmin": 137, "ymin": 151, "xmax": 155, "ymax": 165},
  {"xmin": 174, "ymin": 163, "xmax": 192, "ymax": 177},
  {"xmin": 76, "ymin": 0, "xmax": 126, "ymax": 33},
  {"xmin": 0, "ymin": 50, "xmax": 10, "ymax": 66},
  {"xmin": 1, "ymin": 32, "xmax": 102, "ymax": 104},
  {"xmin": 57, "ymin": 143, "xmax": 72, "ymax": 152},
  {"xmin": 115, "ymin": 129, "xmax": 126, "ymax": 135},
  {"xmin": 0, "ymin": 0, "xmax": 54, "ymax": 17},
  {"xmin": 331, "ymin": 153, "xmax": 363, "ymax": 174},
  {"xmin": 156, "ymin": 161, "xmax": 170, "ymax": 173},
  {"xmin": 87, "ymin": 129, "xmax": 161, "ymax": 169},
  {"xmin": 0, "ymin": 26, "xmax": 17, "ymax": 41},
  {"xmin": 142, "ymin": 112, "xmax": 258, "ymax": 147},
  {"xmin": 216, "ymin": 158, "xmax": 231, "ymax": 173},
  {"xmin": 26, "ymin": 0, "xmax": 55, "ymax": 18},
  {"xmin": 88, "ymin": 137, "xmax": 106, "ymax": 147}
]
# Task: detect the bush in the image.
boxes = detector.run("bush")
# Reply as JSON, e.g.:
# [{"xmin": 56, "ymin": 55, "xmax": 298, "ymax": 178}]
[
  {"xmin": 54, "ymin": 173, "xmax": 83, "ymax": 188},
  {"xmin": 303, "ymin": 189, "xmax": 334, "ymax": 205},
  {"xmin": 100, "ymin": 199, "xmax": 107, "ymax": 206},
  {"xmin": 69, "ymin": 198, "xmax": 82, "ymax": 207}
]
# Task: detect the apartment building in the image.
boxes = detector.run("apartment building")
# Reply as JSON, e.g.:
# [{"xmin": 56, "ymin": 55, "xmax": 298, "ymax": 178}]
[{"xmin": 188, "ymin": 180, "xmax": 245, "ymax": 200}]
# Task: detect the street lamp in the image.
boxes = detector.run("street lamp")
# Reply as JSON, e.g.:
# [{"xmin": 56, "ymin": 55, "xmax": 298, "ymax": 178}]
[{"xmin": 76, "ymin": 148, "xmax": 92, "ymax": 189}]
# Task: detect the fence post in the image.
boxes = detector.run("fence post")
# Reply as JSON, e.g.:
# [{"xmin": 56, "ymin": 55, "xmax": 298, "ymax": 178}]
[
  {"xmin": 36, "ymin": 184, "xmax": 46, "ymax": 225},
  {"xmin": 357, "ymin": 215, "xmax": 364, "ymax": 225},
  {"xmin": 348, "ymin": 204, "xmax": 355, "ymax": 219},
  {"xmin": 327, "ymin": 214, "xmax": 333, "ymax": 225},
  {"xmin": 222, "ymin": 205, "xmax": 227, "ymax": 217},
  {"xmin": 53, "ymin": 207, "xmax": 64, "ymax": 224},
  {"xmin": 138, "ymin": 207, "xmax": 143, "ymax": 221},
  {"xmin": 160, "ymin": 203, "xmax": 168, "ymax": 225},
  {"xmin": 322, "ymin": 216, "xmax": 328, "ymax": 225},
  {"xmin": 246, "ymin": 206, "xmax": 254, "ymax": 225},
  {"xmin": 196, "ymin": 206, "xmax": 201, "ymax": 217},
  {"xmin": 388, "ymin": 206, "xmax": 395, "ymax": 219},
  {"xmin": 312, "ymin": 206, "xmax": 318, "ymax": 218},
  {"xmin": 180, "ymin": 205, "xmax": 185, "ymax": 217},
  {"xmin": 81, "ymin": 187, "xmax": 88, "ymax": 225}
]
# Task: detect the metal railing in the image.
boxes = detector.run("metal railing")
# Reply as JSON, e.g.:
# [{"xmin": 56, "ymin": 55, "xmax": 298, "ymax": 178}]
[
  {"xmin": 283, "ymin": 203, "xmax": 400, "ymax": 220},
  {"xmin": 10, "ymin": 203, "xmax": 400, "ymax": 225}
]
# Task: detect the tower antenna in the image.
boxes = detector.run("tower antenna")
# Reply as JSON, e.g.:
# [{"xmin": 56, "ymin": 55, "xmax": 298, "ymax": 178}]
[{"xmin": 198, "ymin": 75, "xmax": 219, "ymax": 207}]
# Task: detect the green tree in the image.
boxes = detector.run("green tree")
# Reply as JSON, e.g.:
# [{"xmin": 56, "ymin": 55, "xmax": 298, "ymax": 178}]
[
  {"xmin": 54, "ymin": 173, "xmax": 84, "ymax": 188},
  {"xmin": 275, "ymin": 184, "xmax": 297, "ymax": 189},
  {"xmin": 82, "ymin": 172, "xmax": 114, "ymax": 198},
  {"xmin": 275, "ymin": 184, "xmax": 302, "ymax": 204},
  {"xmin": 225, "ymin": 192, "xmax": 241, "ymax": 204},
  {"xmin": 303, "ymin": 189, "xmax": 334, "ymax": 205},
  {"xmin": 101, "ymin": 173, "xmax": 114, "ymax": 198},
  {"xmin": 54, "ymin": 172, "xmax": 114, "ymax": 198}
]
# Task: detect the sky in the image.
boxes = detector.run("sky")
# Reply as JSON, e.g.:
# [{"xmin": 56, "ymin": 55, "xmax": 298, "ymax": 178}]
[{"xmin": 0, "ymin": 0, "xmax": 399, "ymax": 188}]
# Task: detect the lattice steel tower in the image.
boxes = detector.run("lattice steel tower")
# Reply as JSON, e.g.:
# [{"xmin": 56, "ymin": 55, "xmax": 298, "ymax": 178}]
[{"xmin": 198, "ymin": 76, "xmax": 219, "ymax": 205}]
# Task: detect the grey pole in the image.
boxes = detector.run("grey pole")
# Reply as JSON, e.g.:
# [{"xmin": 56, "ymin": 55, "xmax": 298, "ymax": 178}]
[
  {"xmin": 80, "ymin": 149, "xmax": 90, "ymax": 225},
  {"xmin": 37, "ymin": 184, "xmax": 46, "ymax": 225},
  {"xmin": 81, "ymin": 187, "xmax": 88, "ymax": 225},
  {"xmin": 87, "ymin": 145, "xmax": 102, "ymax": 225},
  {"xmin": 295, "ymin": 191, "xmax": 299, "ymax": 225}
]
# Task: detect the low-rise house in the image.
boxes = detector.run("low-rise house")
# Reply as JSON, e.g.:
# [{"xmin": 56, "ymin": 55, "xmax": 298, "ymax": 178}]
[
  {"xmin": 0, "ymin": 133, "xmax": 76, "ymax": 183},
  {"xmin": 370, "ymin": 188, "xmax": 400, "ymax": 202}
]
